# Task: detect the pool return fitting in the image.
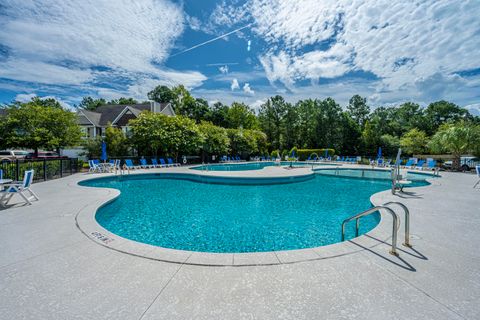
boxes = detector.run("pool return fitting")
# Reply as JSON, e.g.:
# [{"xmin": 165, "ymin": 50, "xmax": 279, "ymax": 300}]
[{"xmin": 341, "ymin": 201, "xmax": 411, "ymax": 256}]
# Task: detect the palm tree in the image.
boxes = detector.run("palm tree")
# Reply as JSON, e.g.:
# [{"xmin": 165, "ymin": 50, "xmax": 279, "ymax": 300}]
[{"xmin": 429, "ymin": 122, "xmax": 480, "ymax": 170}]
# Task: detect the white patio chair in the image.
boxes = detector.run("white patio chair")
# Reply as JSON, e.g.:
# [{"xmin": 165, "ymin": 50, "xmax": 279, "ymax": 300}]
[
  {"xmin": 0, "ymin": 169, "xmax": 39, "ymax": 206},
  {"xmin": 474, "ymin": 165, "xmax": 480, "ymax": 188}
]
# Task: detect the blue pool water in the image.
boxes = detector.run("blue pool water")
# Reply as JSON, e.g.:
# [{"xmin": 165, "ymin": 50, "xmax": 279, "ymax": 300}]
[
  {"xmin": 191, "ymin": 161, "xmax": 329, "ymax": 171},
  {"xmin": 80, "ymin": 173, "xmax": 429, "ymax": 253}
]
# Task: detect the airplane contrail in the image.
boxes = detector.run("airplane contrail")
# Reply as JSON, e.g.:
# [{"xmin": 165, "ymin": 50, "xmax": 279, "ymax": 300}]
[
  {"xmin": 206, "ymin": 62, "xmax": 240, "ymax": 66},
  {"xmin": 170, "ymin": 24, "xmax": 253, "ymax": 57}
]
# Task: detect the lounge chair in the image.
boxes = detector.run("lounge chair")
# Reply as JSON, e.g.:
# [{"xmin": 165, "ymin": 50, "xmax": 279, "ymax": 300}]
[
  {"xmin": 0, "ymin": 169, "xmax": 39, "ymax": 206},
  {"xmin": 404, "ymin": 159, "xmax": 415, "ymax": 169},
  {"xmin": 124, "ymin": 159, "xmax": 139, "ymax": 170},
  {"xmin": 88, "ymin": 160, "xmax": 100, "ymax": 173},
  {"xmin": 159, "ymin": 158, "xmax": 168, "ymax": 167},
  {"xmin": 415, "ymin": 160, "xmax": 425, "ymax": 170},
  {"xmin": 474, "ymin": 165, "xmax": 480, "ymax": 188},
  {"xmin": 151, "ymin": 159, "xmax": 162, "ymax": 168},
  {"xmin": 376, "ymin": 158, "xmax": 384, "ymax": 167},
  {"xmin": 168, "ymin": 158, "xmax": 180, "ymax": 167},
  {"xmin": 139, "ymin": 158, "xmax": 153, "ymax": 169},
  {"xmin": 426, "ymin": 159, "xmax": 436, "ymax": 170}
]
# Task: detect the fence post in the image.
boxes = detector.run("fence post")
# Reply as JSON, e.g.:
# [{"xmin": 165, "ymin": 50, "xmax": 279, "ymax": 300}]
[
  {"xmin": 60, "ymin": 159, "xmax": 63, "ymax": 177},
  {"xmin": 15, "ymin": 159, "xmax": 19, "ymax": 181},
  {"xmin": 43, "ymin": 159, "xmax": 47, "ymax": 181},
  {"xmin": 70, "ymin": 159, "xmax": 74, "ymax": 175}
]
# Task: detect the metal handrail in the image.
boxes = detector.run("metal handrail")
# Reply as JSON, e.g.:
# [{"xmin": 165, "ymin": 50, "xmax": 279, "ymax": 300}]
[
  {"xmin": 341, "ymin": 206, "xmax": 399, "ymax": 256},
  {"xmin": 383, "ymin": 202, "xmax": 411, "ymax": 248}
]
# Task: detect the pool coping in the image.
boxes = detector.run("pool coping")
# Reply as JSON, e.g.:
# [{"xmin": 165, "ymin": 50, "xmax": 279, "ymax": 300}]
[{"xmin": 74, "ymin": 166, "xmax": 438, "ymax": 267}]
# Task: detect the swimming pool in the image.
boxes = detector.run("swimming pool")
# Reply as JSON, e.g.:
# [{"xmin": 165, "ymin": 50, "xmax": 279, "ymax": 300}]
[
  {"xmin": 80, "ymin": 173, "xmax": 429, "ymax": 253},
  {"xmin": 191, "ymin": 161, "xmax": 330, "ymax": 171}
]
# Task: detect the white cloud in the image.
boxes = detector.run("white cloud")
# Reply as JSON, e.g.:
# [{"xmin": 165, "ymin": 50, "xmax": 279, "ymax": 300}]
[
  {"xmin": 186, "ymin": 15, "xmax": 202, "ymax": 31},
  {"xmin": 231, "ymin": 78, "xmax": 240, "ymax": 91},
  {"xmin": 0, "ymin": 0, "xmax": 207, "ymax": 97},
  {"xmin": 243, "ymin": 83, "xmax": 255, "ymax": 95},
  {"xmin": 250, "ymin": 99, "xmax": 266, "ymax": 111},
  {"xmin": 219, "ymin": 65, "xmax": 229, "ymax": 74},
  {"xmin": 14, "ymin": 93, "xmax": 37, "ymax": 102},
  {"xmin": 0, "ymin": 0, "xmax": 183, "ymax": 72},
  {"xmin": 215, "ymin": 0, "xmax": 480, "ymax": 99},
  {"xmin": 465, "ymin": 103, "xmax": 480, "ymax": 116}
]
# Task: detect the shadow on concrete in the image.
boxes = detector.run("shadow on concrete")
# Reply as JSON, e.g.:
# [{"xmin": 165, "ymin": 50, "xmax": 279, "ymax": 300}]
[
  {"xmin": 395, "ymin": 190, "xmax": 423, "ymax": 199},
  {"xmin": 349, "ymin": 239, "xmax": 419, "ymax": 272},
  {"xmin": 366, "ymin": 235, "xmax": 428, "ymax": 260}
]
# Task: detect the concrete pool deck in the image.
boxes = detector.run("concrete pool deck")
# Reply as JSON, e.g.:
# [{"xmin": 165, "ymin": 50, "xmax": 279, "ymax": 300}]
[{"xmin": 1, "ymin": 164, "xmax": 479, "ymax": 319}]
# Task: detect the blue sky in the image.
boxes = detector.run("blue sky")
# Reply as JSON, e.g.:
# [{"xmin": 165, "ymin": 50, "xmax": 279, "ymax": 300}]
[{"xmin": 0, "ymin": 0, "xmax": 479, "ymax": 114}]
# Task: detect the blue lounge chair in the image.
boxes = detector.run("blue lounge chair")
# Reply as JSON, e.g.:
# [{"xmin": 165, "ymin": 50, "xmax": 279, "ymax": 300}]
[
  {"xmin": 151, "ymin": 159, "xmax": 162, "ymax": 168},
  {"xmin": 404, "ymin": 159, "xmax": 415, "ymax": 168},
  {"xmin": 159, "ymin": 158, "xmax": 168, "ymax": 167},
  {"xmin": 168, "ymin": 158, "xmax": 180, "ymax": 167},
  {"xmin": 0, "ymin": 169, "xmax": 39, "ymax": 206},
  {"xmin": 415, "ymin": 160, "xmax": 425, "ymax": 170},
  {"xmin": 376, "ymin": 158, "xmax": 384, "ymax": 167},
  {"xmin": 125, "ymin": 159, "xmax": 139, "ymax": 170},
  {"xmin": 140, "ymin": 158, "xmax": 153, "ymax": 169},
  {"xmin": 426, "ymin": 159, "xmax": 436, "ymax": 170}
]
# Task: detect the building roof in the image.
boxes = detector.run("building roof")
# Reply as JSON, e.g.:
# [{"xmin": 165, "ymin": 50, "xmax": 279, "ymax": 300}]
[{"xmin": 77, "ymin": 102, "xmax": 171, "ymax": 127}]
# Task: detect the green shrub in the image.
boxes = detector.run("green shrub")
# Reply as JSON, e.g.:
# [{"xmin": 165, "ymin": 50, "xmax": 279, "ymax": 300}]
[
  {"xmin": 296, "ymin": 148, "xmax": 335, "ymax": 160},
  {"xmin": 271, "ymin": 150, "xmax": 280, "ymax": 158}
]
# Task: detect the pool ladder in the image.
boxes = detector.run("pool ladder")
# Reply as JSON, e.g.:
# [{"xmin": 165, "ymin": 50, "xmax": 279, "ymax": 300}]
[{"xmin": 341, "ymin": 202, "xmax": 411, "ymax": 256}]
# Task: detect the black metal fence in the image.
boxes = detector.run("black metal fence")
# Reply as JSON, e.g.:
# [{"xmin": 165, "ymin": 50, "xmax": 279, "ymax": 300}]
[{"xmin": 0, "ymin": 158, "xmax": 80, "ymax": 182}]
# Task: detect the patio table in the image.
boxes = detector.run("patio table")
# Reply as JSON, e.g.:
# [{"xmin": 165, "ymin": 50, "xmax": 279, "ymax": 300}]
[
  {"xmin": 0, "ymin": 179, "xmax": 13, "ymax": 185},
  {"xmin": 97, "ymin": 163, "xmax": 113, "ymax": 173}
]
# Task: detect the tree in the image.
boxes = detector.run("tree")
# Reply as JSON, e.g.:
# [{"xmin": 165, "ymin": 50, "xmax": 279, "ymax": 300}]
[
  {"xmin": 206, "ymin": 102, "xmax": 229, "ymax": 127},
  {"xmin": 429, "ymin": 122, "xmax": 480, "ymax": 170},
  {"xmin": 296, "ymin": 99, "xmax": 319, "ymax": 148},
  {"xmin": 340, "ymin": 112, "xmax": 362, "ymax": 155},
  {"xmin": 0, "ymin": 99, "xmax": 81, "ymax": 155},
  {"xmin": 226, "ymin": 102, "xmax": 258, "ymax": 129},
  {"xmin": 315, "ymin": 98, "xmax": 343, "ymax": 151},
  {"xmin": 392, "ymin": 102, "xmax": 424, "ymax": 136},
  {"xmin": 129, "ymin": 112, "xmax": 202, "ymax": 158},
  {"xmin": 424, "ymin": 100, "xmax": 471, "ymax": 135},
  {"xmin": 400, "ymin": 128, "xmax": 429, "ymax": 155},
  {"xmin": 283, "ymin": 103, "xmax": 299, "ymax": 149},
  {"xmin": 81, "ymin": 137, "xmax": 102, "ymax": 159},
  {"xmin": 171, "ymin": 85, "xmax": 196, "ymax": 115},
  {"xmin": 77, "ymin": 97, "xmax": 106, "ymax": 110},
  {"xmin": 171, "ymin": 85, "xmax": 209, "ymax": 123},
  {"xmin": 129, "ymin": 112, "xmax": 168, "ymax": 155},
  {"xmin": 361, "ymin": 120, "xmax": 381, "ymax": 155},
  {"xmin": 227, "ymin": 129, "xmax": 256, "ymax": 156},
  {"xmin": 258, "ymin": 95, "xmax": 288, "ymax": 150},
  {"xmin": 347, "ymin": 95, "xmax": 370, "ymax": 128},
  {"xmin": 105, "ymin": 125, "xmax": 129, "ymax": 156},
  {"xmin": 198, "ymin": 121, "xmax": 229, "ymax": 159},
  {"xmin": 380, "ymin": 134, "xmax": 400, "ymax": 156},
  {"xmin": 147, "ymin": 85, "xmax": 175, "ymax": 103},
  {"xmin": 107, "ymin": 97, "xmax": 138, "ymax": 105}
]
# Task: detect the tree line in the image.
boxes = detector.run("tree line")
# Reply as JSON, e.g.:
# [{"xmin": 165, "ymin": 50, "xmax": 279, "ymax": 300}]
[{"xmin": 1, "ymin": 85, "xmax": 479, "ymax": 169}]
